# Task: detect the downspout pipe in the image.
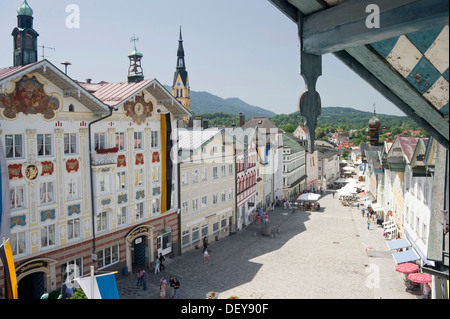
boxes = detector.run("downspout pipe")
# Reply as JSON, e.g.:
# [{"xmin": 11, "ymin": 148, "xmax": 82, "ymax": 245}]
[{"xmin": 87, "ymin": 107, "xmax": 113, "ymax": 260}]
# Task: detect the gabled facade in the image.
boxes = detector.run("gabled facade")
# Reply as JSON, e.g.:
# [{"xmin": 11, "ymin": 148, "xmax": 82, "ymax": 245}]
[
  {"xmin": 78, "ymin": 77, "xmax": 190, "ymax": 274},
  {"xmin": 0, "ymin": 59, "xmax": 111, "ymax": 298}
]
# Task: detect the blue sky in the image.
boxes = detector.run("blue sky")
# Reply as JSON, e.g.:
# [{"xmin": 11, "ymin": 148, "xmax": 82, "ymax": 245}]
[{"xmin": 0, "ymin": 0, "xmax": 405, "ymax": 116}]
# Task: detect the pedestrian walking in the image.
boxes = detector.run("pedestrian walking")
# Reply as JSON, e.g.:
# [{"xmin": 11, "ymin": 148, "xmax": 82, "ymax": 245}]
[
  {"xmin": 154, "ymin": 258, "xmax": 160, "ymax": 274},
  {"xmin": 173, "ymin": 278, "xmax": 180, "ymax": 299},
  {"xmin": 136, "ymin": 269, "xmax": 143, "ymax": 287},
  {"xmin": 203, "ymin": 237, "xmax": 208, "ymax": 252},
  {"xmin": 361, "ymin": 208, "xmax": 365, "ymax": 217},
  {"xmin": 142, "ymin": 270, "xmax": 148, "ymax": 291},
  {"xmin": 169, "ymin": 276, "xmax": 175, "ymax": 298},
  {"xmin": 367, "ymin": 217, "xmax": 371, "ymax": 230},
  {"xmin": 159, "ymin": 276, "xmax": 167, "ymax": 299},
  {"xmin": 159, "ymin": 280, "xmax": 166, "ymax": 299},
  {"xmin": 159, "ymin": 253, "xmax": 165, "ymax": 271},
  {"xmin": 203, "ymin": 249, "xmax": 210, "ymax": 264}
]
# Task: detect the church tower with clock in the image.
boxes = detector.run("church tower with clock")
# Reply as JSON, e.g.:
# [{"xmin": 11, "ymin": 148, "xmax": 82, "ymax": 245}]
[{"xmin": 172, "ymin": 27, "xmax": 190, "ymax": 113}]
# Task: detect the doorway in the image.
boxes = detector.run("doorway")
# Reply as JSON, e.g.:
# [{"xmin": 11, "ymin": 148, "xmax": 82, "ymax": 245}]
[
  {"xmin": 18, "ymin": 272, "xmax": 45, "ymax": 299},
  {"xmin": 133, "ymin": 235, "xmax": 147, "ymax": 266}
]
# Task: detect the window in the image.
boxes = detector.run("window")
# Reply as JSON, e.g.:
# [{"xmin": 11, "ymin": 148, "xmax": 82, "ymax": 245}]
[
  {"xmin": 182, "ymin": 201, "xmax": 189, "ymax": 215},
  {"xmin": 213, "ymin": 221, "xmax": 219, "ymax": 233},
  {"xmin": 151, "ymin": 131, "xmax": 159, "ymax": 148},
  {"xmin": 66, "ymin": 177, "xmax": 80, "ymax": 201},
  {"xmin": 10, "ymin": 185, "xmax": 25, "ymax": 209},
  {"xmin": 182, "ymin": 171, "xmax": 189, "ymax": 185},
  {"xmin": 213, "ymin": 167, "xmax": 218, "ymax": 179},
  {"xmin": 152, "ymin": 166, "xmax": 160, "ymax": 183},
  {"xmin": 40, "ymin": 181, "xmax": 54, "ymax": 204},
  {"xmin": 115, "ymin": 132, "xmax": 125, "ymax": 151},
  {"xmin": 229, "ymin": 164, "xmax": 233, "ymax": 175},
  {"xmin": 64, "ymin": 133, "xmax": 77, "ymax": 155},
  {"xmin": 221, "ymin": 217, "xmax": 227, "ymax": 230},
  {"xmin": 117, "ymin": 171, "xmax": 126, "ymax": 190},
  {"xmin": 96, "ymin": 211, "xmax": 107, "ymax": 232},
  {"xmin": 136, "ymin": 202, "xmax": 144, "ymax": 220},
  {"xmin": 229, "ymin": 188, "xmax": 234, "ymax": 200},
  {"xmin": 5, "ymin": 134, "xmax": 23, "ymax": 158},
  {"xmin": 37, "ymin": 134, "xmax": 52, "ymax": 156},
  {"xmin": 41, "ymin": 224, "xmax": 56, "ymax": 248},
  {"xmin": 201, "ymin": 167, "xmax": 208, "ymax": 181},
  {"xmin": 134, "ymin": 131, "xmax": 143, "ymax": 150},
  {"xmin": 98, "ymin": 244, "xmax": 119, "ymax": 269},
  {"xmin": 213, "ymin": 193, "xmax": 218, "ymax": 205},
  {"xmin": 192, "ymin": 227, "xmax": 199, "ymax": 243},
  {"xmin": 99, "ymin": 174, "xmax": 111, "ymax": 194},
  {"xmin": 135, "ymin": 168, "xmax": 144, "ymax": 187},
  {"xmin": 201, "ymin": 195, "xmax": 207, "ymax": 208},
  {"xmin": 118, "ymin": 206, "xmax": 127, "ymax": 226},
  {"xmin": 221, "ymin": 191, "xmax": 226, "ymax": 202},
  {"xmin": 201, "ymin": 224, "xmax": 208, "ymax": 238},
  {"xmin": 67, "ymin": 217, "xmax": 80, "ymax": 240},
  {"xmin": 62, "ymin": 258, "xmax": 83, "ymax": 283},
  {"xmin": 152, "ymin": 198, "xmax": 160, "ymax": 214},
  {"xmin": 221, "ymin": 165, "xmax": 226, "ymax": 176},
  {"xmin": 94, "ymin": 132, "xmax": 106, "ymax": 150},
  {"xmin": 182, "ymin": 230, "xmax": 190, "ymax": 247},
  {"xmin": 10, "ymin": 231, "xmax": 26, "ymax": 256},
  {"xmin": 192, "ymin": 198, "xmax": 199, "ymax": 212},
  {"xmin": 24, "ymin": 34, "xmax": 33, "ymax": 49},
  {"xmin": 192, "ymin": 169, "xmax": 199, "ymax": 183}
]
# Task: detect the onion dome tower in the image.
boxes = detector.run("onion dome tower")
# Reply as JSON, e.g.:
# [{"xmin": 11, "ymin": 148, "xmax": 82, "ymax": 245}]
[
  {"xmin": 369, "ymin": 105, "xmax": 381, "ymax": 146},
  {"xmin": 12, "ymin": 0, "xmax": 39, "ymax": 66},
  {"xmin": 127, "ymin": 35, "xmax": 144, "ymax": 83}
]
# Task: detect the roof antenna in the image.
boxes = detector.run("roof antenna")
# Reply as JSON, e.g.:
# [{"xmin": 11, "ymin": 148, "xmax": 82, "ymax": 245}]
[{"xmin": 40, "ymin": 45, "xmax": 55, "ymax": 60}]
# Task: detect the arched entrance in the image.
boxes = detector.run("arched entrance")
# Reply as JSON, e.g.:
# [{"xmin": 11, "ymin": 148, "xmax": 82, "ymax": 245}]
[
  {"xmin": 16, "ymin": 258, "xmax": 56, "ymax": 299},
  {"xmin": 125, "ymin": 225, "xmax": 154, "ymax": 274}
]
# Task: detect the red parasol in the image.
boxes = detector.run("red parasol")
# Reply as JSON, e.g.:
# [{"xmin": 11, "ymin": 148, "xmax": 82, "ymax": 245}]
[
  {"xmin": 395, "ymin": 263, "xmax": 419, "ymax": 274},
  {"xmin": 407, "ymin": 272, "xmax": 432, "ymax": 283}
]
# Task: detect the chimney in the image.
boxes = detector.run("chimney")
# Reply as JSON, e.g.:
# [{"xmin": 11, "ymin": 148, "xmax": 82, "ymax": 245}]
[
  {"xmin": 202, "ymin": 120, "xmax": 208, "ymax": 130},
  {"xmin": 193, "ymin": 115, "xmax": 202, "ymax": 129},
  {"xmin": 86, "ymin": 78, "xmax": 92, "ymax": 83},
  {"xmin": 239, "ymin": 113, "xmax": 245, "ymax": 127}
]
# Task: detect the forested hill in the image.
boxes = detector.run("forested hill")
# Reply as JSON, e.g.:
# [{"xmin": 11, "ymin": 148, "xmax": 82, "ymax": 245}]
[
  {"xmin": 270, "ymin": 106, "xmax": 422, "ymax": 131},
  {"xmin": 163, "ymin": 85, "xmax": 276, "ymax": 118}
]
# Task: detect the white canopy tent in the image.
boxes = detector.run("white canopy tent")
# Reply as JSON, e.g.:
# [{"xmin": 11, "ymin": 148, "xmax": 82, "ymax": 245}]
[{"xmin": 297, "ymin": 193, "xmax": 321, "ymax": 201}]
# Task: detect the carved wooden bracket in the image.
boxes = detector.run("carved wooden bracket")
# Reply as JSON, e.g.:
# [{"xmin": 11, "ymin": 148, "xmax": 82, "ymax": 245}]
[{"xmin": 297, "ymin": 14, "xmax": 322, "ymax": 153}]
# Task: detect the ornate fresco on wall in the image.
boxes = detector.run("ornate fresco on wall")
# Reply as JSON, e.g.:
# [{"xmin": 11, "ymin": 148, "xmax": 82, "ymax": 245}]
[
  {"xmin": 0, "ymin": 74, "xmax": 61, "ymax": 120},
  {"xmin": 123, "ymin": 93, "xmax": 153, "ymax": 125}
]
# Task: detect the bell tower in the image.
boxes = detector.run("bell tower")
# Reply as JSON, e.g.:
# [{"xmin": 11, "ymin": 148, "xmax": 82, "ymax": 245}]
[
  {"xmin": 12, "ymin": 0, "xmax": 39, "ymax": 67},
  {"xmin": 369, "ymin": 104, "xmax": 381, "ymax": 146},
  {"xmin": 172, "ymin": 26, "xmax": 190, "ymax": 112},
  {"xmin": 127, "ymin": 35, "xmax": 144, "ymax": 83}
]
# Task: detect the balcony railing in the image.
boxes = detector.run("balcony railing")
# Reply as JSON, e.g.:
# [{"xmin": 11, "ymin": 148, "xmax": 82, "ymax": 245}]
[{"xmin": 91, "ymin": 147, "xmax": 118, "ymax": 166}]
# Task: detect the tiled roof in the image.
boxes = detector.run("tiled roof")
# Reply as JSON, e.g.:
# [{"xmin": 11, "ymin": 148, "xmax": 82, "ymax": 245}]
[{"xmin": 78, "ymin": 80, "xmax": 154, "ymax": 107}]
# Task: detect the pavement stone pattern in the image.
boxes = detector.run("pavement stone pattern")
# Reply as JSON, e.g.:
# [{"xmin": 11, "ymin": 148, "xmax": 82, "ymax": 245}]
[{"xmin": 116, "ymin": 190, "xmax": 420, "ymax": 299}]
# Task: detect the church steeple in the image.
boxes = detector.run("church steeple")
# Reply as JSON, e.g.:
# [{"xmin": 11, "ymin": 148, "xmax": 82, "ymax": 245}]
[
  {"xmin": 127, "ymin": 34, "xmax": 144, "ymax": 83},
  {"xmin": 172, "ymin": 26, "xmax": 190, "ymax": 112},
  {"xmin": 12, "ymin": 0, "xmax": 39, "ymax": 66}
]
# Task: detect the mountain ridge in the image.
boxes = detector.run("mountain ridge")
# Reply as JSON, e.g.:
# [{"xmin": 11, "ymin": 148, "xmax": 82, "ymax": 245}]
[{"xmin": 164, "ymin": 85, "xmax": 276, "ymax": 118}]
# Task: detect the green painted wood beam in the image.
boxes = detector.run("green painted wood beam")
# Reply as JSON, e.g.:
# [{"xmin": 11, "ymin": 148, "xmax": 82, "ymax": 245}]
[{"xmin": 303, "ymin": 0, "xmax": 449, "ymax": 55}]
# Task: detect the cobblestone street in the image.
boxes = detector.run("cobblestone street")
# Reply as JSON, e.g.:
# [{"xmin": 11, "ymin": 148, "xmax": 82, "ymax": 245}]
[{"xmin": 116, "ymin": 190, "xmax": 419, "ymax": 299}]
